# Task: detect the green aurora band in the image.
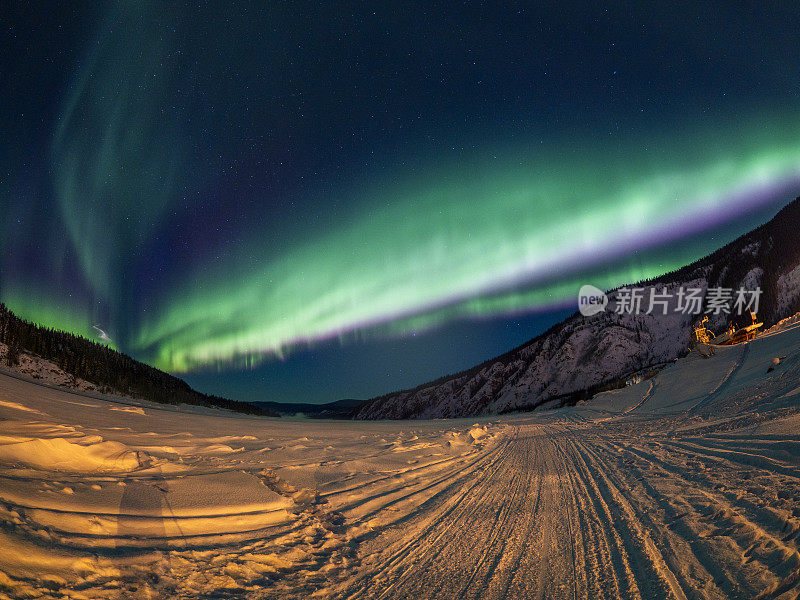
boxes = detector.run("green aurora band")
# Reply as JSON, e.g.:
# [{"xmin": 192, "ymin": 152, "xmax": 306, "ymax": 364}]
[
  {"xmin": 51, "ymin": 4, "xmax": 187, "ymax": 318},
  {"xmin": 132, "ymin": 117, "xmax": 800, "ymax": 371}
]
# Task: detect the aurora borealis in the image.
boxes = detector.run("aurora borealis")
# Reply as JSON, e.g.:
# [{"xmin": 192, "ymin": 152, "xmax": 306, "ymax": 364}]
[
  {"xmin": 2, "ymin": 2, "xmax": 800, "ymax": 402},
  {"xmin": 138, "ymin": 128, "xmax": 800, "ymax": 372}
]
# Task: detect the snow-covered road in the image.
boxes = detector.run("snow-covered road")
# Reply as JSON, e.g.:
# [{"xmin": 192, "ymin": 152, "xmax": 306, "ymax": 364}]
[
  {"xmin": 341, "ymin": 417, "xmax": 800, "ymax": 600},
  {"xmin": 1, "ymin": 320, "xmax": 799, "ymax": 599}
]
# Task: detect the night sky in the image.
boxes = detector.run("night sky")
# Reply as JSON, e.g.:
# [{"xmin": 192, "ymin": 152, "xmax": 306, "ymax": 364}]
[{"xmin": 2, "ymin": 2, "xmax": 800, "ymax": 404}]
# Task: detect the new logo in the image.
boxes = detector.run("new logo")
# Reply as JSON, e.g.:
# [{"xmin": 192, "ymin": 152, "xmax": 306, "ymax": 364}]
[{"xmin": 578, "ymin": 285, "xmax": 608, "ymax": 317}]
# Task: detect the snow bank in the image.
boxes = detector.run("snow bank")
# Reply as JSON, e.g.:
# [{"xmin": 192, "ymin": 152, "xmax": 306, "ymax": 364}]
[{"xmin": 0, "ymin": 435, "xmax": 144, "ymax": 473}]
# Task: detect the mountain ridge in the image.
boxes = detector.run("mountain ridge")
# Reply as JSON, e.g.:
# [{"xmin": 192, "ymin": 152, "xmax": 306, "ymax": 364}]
[
  {"xmin": 356, "ymin": 196, "xmax": 800, "ymax": 419},
  {"xmin": 254, "ymin": 398, "xmax": 363, "ymax": 418}
]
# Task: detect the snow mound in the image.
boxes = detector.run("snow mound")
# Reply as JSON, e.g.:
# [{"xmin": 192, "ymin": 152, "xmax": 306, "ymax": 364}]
[
  {"xmin": 469, "ymin": 424, "xmax": 488, "ymax": 440},
  {"xmin": 0, "ymin": 422, "xmax": 146, "ymax": 473}
]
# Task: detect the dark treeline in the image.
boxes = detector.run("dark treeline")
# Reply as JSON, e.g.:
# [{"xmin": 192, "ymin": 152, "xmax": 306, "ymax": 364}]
[{"xmin": 0, "ymin": 303, "xmax": 272, "ymax": 416}]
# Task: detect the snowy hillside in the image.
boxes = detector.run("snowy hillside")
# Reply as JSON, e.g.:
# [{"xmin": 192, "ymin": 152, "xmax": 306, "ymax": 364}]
[
  {"xmin": 357, "ymin": 197, "xmax": 800, "ymax": 419},
  {"xmin": 0, "ymin": 306, "xmax": 271, "ymax": 416}
]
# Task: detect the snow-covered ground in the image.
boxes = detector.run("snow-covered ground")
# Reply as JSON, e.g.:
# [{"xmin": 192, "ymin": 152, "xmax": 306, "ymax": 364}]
[{"xmin": 1, "ymin": 321, "xmax": 800, "ymax": 599}]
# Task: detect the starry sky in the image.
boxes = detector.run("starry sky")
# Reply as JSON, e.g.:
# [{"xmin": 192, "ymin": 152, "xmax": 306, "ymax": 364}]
[{"xmin": 2, "ymin": 2, "xmax": 800, "ymax": 404}]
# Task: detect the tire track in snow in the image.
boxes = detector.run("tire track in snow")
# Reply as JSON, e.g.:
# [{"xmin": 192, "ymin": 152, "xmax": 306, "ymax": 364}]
[
  {"xmin": 573, "ymin": 438, "xmax": 689, "ymax": 600},
  {"xmin": 690, "ymin": 343, "xmax": 750, "ymax": 413},
  {"xmin": 339, "ymin": 426, "xmax": 662, "ymax": 600},
  {"xmin": 337, "ymin": 429, "xmax": 520, "ymax": 599},
  {"xmin": 611, "ymin": 439, "xmax": 800, "ymax": 597}
]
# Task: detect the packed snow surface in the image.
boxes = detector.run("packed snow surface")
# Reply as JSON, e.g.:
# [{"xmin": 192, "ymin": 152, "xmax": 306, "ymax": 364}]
[{"xmin": 1, "ymin": 321, "xmax": 800, "ymax": 599}]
